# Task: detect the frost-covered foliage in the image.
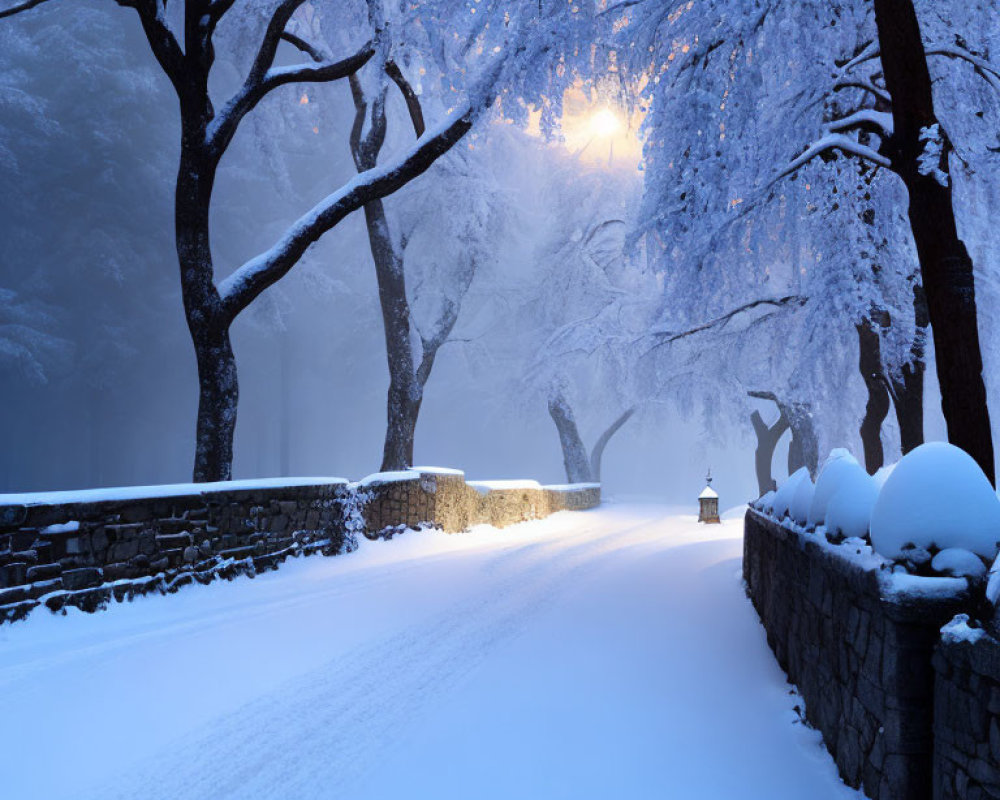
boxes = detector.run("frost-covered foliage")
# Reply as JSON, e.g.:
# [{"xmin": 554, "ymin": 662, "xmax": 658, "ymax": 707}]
[
  {"xmin": 453, "ymin": 129, "xmax": 656, "ymax": 442},
  {"xmin": 870, "ymin": 442, "xmax": 1000, "ymax": 560},
  {"xmin": 609, "ymin": 0, "xmax": 1000, "ymax": 460}
]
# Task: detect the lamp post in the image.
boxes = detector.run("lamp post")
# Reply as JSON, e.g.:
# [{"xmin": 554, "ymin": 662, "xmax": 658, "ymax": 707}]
[{"xmin": 698, "ymin": 469, "xmax": 721, "ymax": 524}]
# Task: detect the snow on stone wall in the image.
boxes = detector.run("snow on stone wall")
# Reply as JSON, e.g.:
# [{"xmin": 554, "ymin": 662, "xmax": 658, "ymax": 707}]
[
  {"xmin": 0, "ymin": 472, "xmax": 600, "ymax": 624},
  {"xmin": 744, "ymin": 509, "xmax": 972, "ymax": 800},
  {"xmin": 933, "ymin": 618, "xmax": 1000, "ymax": 800}
]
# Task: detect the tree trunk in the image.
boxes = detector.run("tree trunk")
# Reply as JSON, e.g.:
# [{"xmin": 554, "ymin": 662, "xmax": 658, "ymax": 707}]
[
  {"xmin": 874, "ymin": 0, "xmax": 995, "ymax": 484},
  {"xmin": 589, "ymin": 407, "xmax": 635, "ymax": 482},
  {"xmin": 750, "ymin": 408, "xmax": 789, "ymax": 496},
  {"xmin": 785, "ymin": 403, "xmax": 819, "ymax": 479},
  {"xmin": 176, "ymin": 135, "xmax": 235, "ymax": 483},
  {"xmin": 857, "ymin": 317, "xmax": 890, "ymax": 474},
  {"xmin": 890, "ymin": 285, "xmax": 928, "ymax": 455},
  {"xmin": 362, "ymin": 198, "xmax": 422, "ymax": 472},
  {"xmin": 383, "ymin": 381, "xmax": 423, "ymax": 472},
  {"xmin": 548, "ymin": 393, "xmax": 593, "ymax": 484}
]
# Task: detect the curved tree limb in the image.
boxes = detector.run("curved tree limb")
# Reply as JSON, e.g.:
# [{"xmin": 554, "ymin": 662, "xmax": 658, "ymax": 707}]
[
  {"xmin": 386, "ymin": 60, "xmax": 426, "ymax": 138},
  {"xmin": 218, "ymin": 100, "xmax": 487, "ymax": 320},
  {"xmin": 209, "ymin": 38, "xmax": 375, "ymax": 154},
  {"xmin": 647, "ymin": 295, "xmax": 807, "ymax": 350},
  {"xmin": 589, "ymin": 407, "xmax": 635, "ymax": 482},
  {"xmin": 0, "ymin": 0, "xmax": 52, "ymax": 17}
]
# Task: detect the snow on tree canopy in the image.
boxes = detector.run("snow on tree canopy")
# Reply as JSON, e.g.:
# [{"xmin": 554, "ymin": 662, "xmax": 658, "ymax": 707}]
[
  {"xmin": 825, "ymin": 469, "xmax": 880, "ymax": 541},
  {"xmin": 771, "ymin": 467, "xmax": 811, "ymax": 521},
  {"xmin": 869, "ymin": 442, "xmax": 1000, "ymax": 560},
  {"xmin": 807, "ymin": 449, "xmax": 862, "ymax": 527},
  {"xmin": 789, "ymin": 473, "xmax": 815, "ymax": 526}
]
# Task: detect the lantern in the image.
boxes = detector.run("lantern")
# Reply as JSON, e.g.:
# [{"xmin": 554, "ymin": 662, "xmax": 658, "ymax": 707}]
[{"xmin": 698, "ymin": 469, "xmax": 720, "ymax": 524}]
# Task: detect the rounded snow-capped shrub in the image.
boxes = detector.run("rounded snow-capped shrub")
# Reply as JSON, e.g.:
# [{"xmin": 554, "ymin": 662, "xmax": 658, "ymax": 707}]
[
  {"xmin": 826, "ymin": 468, "xmax": 879, "ymax": 541},
  {"xmin": 931, "ymin": 548, "xmax": 987, "ymax": 579},
  {"xmin": 808, "ymin": 449, "xmax": 861, "ymax": 527},
  {"xmin": 869, "ymin": 442, "xmax": 1000, "ymax": 560},
  {"xmin": 873, "ymin": 462, "xmax": 896, "ymax": 488},
  {"xmin": 988, "ymin": 556, "xmax": 1000, "ymax": 605},
  {"xmin": 755, "ymin": 490, "xmax": 776, "ymax": 513},
  {"xmin": 771, "ymin": 467, "xmax": 811, "ymax": 520},
  {"xmin": 789, "ymin": 473, "xmax": 815, "ymax": 525}
]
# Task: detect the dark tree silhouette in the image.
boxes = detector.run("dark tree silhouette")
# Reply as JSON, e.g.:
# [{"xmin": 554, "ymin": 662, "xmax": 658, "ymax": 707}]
[{"xmin": 1, "ymin": 0, "xmax": 496, "ymax": 481}]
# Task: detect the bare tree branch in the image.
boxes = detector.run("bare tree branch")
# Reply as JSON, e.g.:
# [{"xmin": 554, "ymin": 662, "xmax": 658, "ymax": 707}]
[
  {"xmin": 839, "ymin": 40, "xmax": 881, "ymax": 72},
  {"xmin": 386, "ymin": 60, "xmax": 427, "ymax": 138},
  {"xmin": 648, "ymin": 295, "xmax": 807, "ymax": 350},
  {"xmin": 280, "ymin": 31, "xmax": 326, "ymax": 63},
  {"xmin": 589, "ymin": 407, "xmax": 635, "ymax": 481},
  {"xmin": 208, "ymin": 38, "xmax": 375, "ymax": 154},
  {"xmin": 0, "ymin": 0, "xmax": 52, "ymax": 18},
  {"xmin": 116, "ymin": 0, "xmax": 185, "ymax": 91}
]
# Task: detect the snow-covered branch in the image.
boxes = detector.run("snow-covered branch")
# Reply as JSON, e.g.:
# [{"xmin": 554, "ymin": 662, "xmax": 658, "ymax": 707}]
[
  {"xmin": 219, "ymin": 105, "xmax": 486, "ymax": 319},
  {"xmin": 0, "ymin": 0, "xmax": 52, "ymax": 18},
  {"xmin": 647, "ymin": 295, "xmax": 807, "ymax": 350},
  {"xmin": 833, "ymin": 77, "xmax": 891, "ymax": 105},
  {"xmin": 117, "ymin": 0, "xmax": 184, "ymax": 91},
  {"xmin": 926, "ymin": 45, "xmax": 1000, "ymax": 93},
  {"xmin": 838, "ymin": 40, "xmax": 880, "ymax": 73},
  {"xmin": 827, "ymin": 109, "xmax": 894, "ymax": 139},
  {"xmin": 208, "ymin": 38, "xmax": 375, "ymax": 154},
  {"xmin": 777, "ymin": 133, "xmax": 890, "ymax": 181}
]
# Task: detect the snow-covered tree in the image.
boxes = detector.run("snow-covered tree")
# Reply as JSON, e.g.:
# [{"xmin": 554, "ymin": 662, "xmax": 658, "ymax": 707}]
[
  {"xmin": 1, "ymin": 0, "xmax": 600, "ymax": 482},
  {"xmin": 614, "ymin": 0, "xmax": 1000, "ymax": 482}
]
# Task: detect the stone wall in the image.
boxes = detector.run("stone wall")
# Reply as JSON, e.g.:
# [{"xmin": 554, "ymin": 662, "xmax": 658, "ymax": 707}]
[
  {"xmin": 744, "ymin": 509, "xmax": 971, "ymax": 800},
  {"xmin": 934, "ymin": 622, "xmax": 1000, "ymax": 800},
  {"xmin": 0, "ymin": 471, "xmax": 599, "ymax": 623}
]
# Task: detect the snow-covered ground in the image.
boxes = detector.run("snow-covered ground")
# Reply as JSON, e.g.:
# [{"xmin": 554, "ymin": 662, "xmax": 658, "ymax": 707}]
[{"xmin": 0, "ymin": 504, "xmax": 862, "ymax": 799}]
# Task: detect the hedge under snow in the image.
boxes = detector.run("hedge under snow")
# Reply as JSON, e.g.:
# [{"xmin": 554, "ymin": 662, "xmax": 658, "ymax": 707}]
[
  {"xmin": 869, "ymin": 442, "xmax": 1000, "ymax": 560},
  {"xmin": 758, "ymin": 442, "xmax": 1000, "ymax": 574}
]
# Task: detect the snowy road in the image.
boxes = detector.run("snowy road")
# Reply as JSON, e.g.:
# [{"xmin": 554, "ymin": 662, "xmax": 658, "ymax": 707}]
[{"xmin": 0, "ymin": 504, "xmax": 861, "ymax": 799}]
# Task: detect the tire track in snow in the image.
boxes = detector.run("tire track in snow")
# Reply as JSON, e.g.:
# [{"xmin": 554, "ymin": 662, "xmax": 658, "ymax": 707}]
[{"xmin": 85, "ymin": 512, "xmax": 662, "ymax": 800}]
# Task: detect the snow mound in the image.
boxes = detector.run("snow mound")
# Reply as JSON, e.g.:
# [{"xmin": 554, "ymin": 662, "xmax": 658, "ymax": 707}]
[
  {"xmin": 807, "ymin": 449, "xmax": 861, "ymax": 527},
  {"xmin": 789, "ymin": 474, "xmax": 815, "ymax": 526},
  {"xmin": 771, "ymin": 468, "xmax": 811, "ymax": 521},
  {"xmin": 357, "ymin": 470, "xmax": 421, "ymax": 488},
  {"xmin": 825, "ymin": 468, "xmax": 879, "ymax": 541},
  {"xmin": 467, "ymin": 480, "xmax": 543, "ymax": 495},
  {"xmin": 988, "ymin": 557, "xmax": 1000, "ymax": 605},
  {"xmin": 754, "ymin": 490, "xmax": 776, "ymax": 514},
  {"xmin": 931, "ymin": 548, "xmax": 986, "ymax": 579},
  {"xmin": 873, "ymin": 462, "xmax": 896, "ymax": 488},
  {"xmin": 869, "ymin": 442, "xmax": 1000, "ymax": 560}
]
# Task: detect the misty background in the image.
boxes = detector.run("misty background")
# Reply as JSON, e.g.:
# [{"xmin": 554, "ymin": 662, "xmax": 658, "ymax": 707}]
[{"xmin": 0, "ymin": 3, "xmax": 969, "ymax": 504}]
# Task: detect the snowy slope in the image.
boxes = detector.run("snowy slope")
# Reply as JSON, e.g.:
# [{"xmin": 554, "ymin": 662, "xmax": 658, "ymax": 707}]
[{"xmin": 0, "ymin": 505, "xmax": 862, "ymax": 800}]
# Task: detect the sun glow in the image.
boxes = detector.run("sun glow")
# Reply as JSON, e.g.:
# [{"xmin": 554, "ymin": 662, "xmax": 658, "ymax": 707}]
[
  {"xmin": 589, "ymin": 108, "xmax": 621, "ymax": 138},
  {"xmin": 511, "ymin": 84, "xmax": 645, "ymax": 169}
]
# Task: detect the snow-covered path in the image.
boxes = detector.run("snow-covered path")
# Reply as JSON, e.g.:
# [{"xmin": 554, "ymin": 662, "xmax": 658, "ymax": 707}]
[{"xmin": 0, "ymin": 504, "xmax": 861, "ymax": 799}]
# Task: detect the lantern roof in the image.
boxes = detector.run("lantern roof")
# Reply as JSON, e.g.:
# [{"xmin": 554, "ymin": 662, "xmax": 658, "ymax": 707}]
[{"xmin": 699, "ymin": 485, "xmax": 718, "ymax": 500}]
